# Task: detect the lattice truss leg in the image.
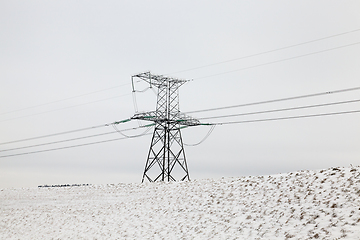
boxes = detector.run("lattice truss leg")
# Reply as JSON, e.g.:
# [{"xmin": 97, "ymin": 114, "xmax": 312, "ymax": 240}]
[{"xmin": 142, "ymin": 123, "xmax": 189, "ymax": 182}]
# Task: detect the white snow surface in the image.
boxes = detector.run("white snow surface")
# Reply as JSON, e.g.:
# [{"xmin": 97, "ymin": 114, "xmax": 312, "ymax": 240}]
[{"xmin": 1, "ymin": 167, "xmax": 360, "ymax": 239}]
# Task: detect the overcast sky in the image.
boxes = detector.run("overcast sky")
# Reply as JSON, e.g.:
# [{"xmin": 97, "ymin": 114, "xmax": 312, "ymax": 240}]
[{"xmin": 1, "ymin": 1, "xmax": 360, "ymax": 188}]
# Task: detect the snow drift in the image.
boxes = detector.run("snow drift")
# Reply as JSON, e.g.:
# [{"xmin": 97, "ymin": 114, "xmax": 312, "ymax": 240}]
[{"xmin": 1, "ymin": 166, "xmax": 359, "ymax": 239}]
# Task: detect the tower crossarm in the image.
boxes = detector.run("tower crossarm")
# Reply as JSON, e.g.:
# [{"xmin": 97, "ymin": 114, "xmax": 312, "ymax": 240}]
[
  {"xmin": 175, "ymin": 113, "xmax": 202, "ymax": 126},
  {"xmin": 131, "ymin": 112, "xmax": 202, "ymax": 126},
  {"xmin": 131, "ymin": 111, "xmax": 158, "ymax": 121},
  {"xmin": 132, "ymin": 71, "xmax": 189, "ymax": 88}
]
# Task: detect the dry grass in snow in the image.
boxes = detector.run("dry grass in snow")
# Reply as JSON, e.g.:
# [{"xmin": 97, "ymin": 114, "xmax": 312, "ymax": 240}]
[{"xmin": 1, "ymin": 166, "xmax": 360, "ymax": 239}]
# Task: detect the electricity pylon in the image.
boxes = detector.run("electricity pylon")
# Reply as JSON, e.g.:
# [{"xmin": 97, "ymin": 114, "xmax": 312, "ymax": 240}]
[{"xmin": 131, "ymin": 72, "xmax": 202, "ymax": 182}]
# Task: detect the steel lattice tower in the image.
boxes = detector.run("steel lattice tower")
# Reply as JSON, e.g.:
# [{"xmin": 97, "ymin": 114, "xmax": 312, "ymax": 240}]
[{"xmin": 131, "ymin": 72, "xmax": 201, "ymax": 182}]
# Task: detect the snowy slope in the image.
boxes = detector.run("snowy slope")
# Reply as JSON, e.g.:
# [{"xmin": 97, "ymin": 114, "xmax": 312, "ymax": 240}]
[{"xmin": 1, "ymin": 166, "xmax": 359, "ymax": 239}]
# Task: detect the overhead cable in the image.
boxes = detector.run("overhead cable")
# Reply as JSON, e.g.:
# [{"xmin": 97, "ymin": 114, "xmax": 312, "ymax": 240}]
[
  {"xmin": 0, "ymin": 124, "xmax": 108, "ymax": 146},
  {"xmin": 1, "ymin": 110, "xmax": 359, "ymax": 158},
  {"xmin": 195, "ymin": 41, "xmax": 360, "ymax": 80},
  {"xmin": 3, "ymin": 86, "xmax": 360, "ymax": 145},
  {"xmin": 0, "ymin": 133, "xmax": 151, "ymax": 159},
  {"xmin": 0, "ymin": 131, "xmax": 117, "ymax": 152},
  {"xmin": 3, "ymin": 29, "xmax": 360, "ymax": 122},
  {"xmin": 4, "ymin": 29, "xmax": 360, "ymax": 121},
  {"xmin": 0, "ymin": 93, "xmax": 131, "ymax": 123},
  {"xmin": 184, "ymin": 125, "xmax": 216, "ymax": 146},
  {"xmin": 5, "ymin": 28, "xmax": 359, "ymax": 119},
  {"xmin": 0, "ymin": 123, "xmax": 151, "ymax": 152},
  {"xmin": 186, "ymin": 86, "xmax": 360, "ymax": 114},
  {"xmin": 168, "ymin": 28, "xmax": 360, "ymax": 75},
  {"xmin": 0, "ymin": 119, "xmax": 132, "ymax": 146},
  {"xmin": 197, "ymin": 99, "xmax": 360, "ymax": 120},
  {"xmin": 132, "ymin": 91, "xmax": 139, "ymax": 113},
  {"xmin": 214, "ymin": 109, "xmax": 360, "ymax": 125},
  {"xmin": 0, "ymin": 82, "xmax": 131, "ymax": 116},
  {"xmin": 112, "ymin": 123, "xmax": 154, "ymax": 138}
]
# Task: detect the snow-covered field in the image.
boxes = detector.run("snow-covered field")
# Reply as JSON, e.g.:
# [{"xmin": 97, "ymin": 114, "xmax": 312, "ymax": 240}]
[{"xmin": 1, "ymin": 167, "xmax": 359, "ymax": 239}]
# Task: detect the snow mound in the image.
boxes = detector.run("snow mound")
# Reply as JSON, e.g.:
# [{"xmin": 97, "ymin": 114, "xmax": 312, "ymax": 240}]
[{"xmin": 1, "ymin": 166, "xmax": 360, "ymax": 239}]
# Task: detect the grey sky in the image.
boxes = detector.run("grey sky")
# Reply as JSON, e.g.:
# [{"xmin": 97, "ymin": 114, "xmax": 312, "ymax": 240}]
[{"xmin": 1, "ymin": 1, "xmax": 360, "ymax": 188}]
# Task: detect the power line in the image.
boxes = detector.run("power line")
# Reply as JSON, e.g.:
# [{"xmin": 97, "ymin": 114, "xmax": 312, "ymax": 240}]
[
  {"xmin": 194, "ymin": 41, "xmax": 360, "ymax": 80},
  {"xmin": 2, "ymin": 85, "xmax": 360, "ymax": 145},
  {"xmin": 0, "ymin": 93, "xmax": 131, "ymax": 123},
  {"xmin": 0, "ymin": 123, "xmax": 113, "ymax": 146},
  {"xmin": 4, "ymin": 28, "xmax": 358, "ymax": 121},
  {"xmin": 2, "ymin": 108, "xmax": 360, "ymax": 158},
  {"xmin": 186, "ymin": 86, "xmax": 360, "ymax": 114},
  {"xmin": 198, "ymin": 99, "xmax": 360, "ymax": 120},
  {"xmin": 0, "ymin": 131, "xmax": 116, "ymax": 152},
  {"xmin": 0, "ymin": 124, "xmax": 153, "ymax": 153},
  {"xmin": 3, "ymin": 29, "xmax": 359, "ymax": 123},
  {"xmin": 214, "ymin": 109, "xmax": 360, "ymax": 125},
  {"xmin": 0, "ymin": 133, "xmax": 152, "ymax": 159},
  {"xmin": 168, "ymin": 28, "xmax": 360, "ymax": 75},
  {"xmin": 2, "ymin": 85, "xmax": 360, "ymax": 153},
  {"xmin": 0, "ymin": 82, "xmax": 131, "ymax": 116},
  {"xmin": 112, "ymin": 124, "xmax": 154, "ymax": 138},
  {"xmin": 184, "ymin": 125, "xmax": 216, "ymax": 146},
  {"xmin": 1, "ymin": 109, "xmax": 359, "ymax": 158}
]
